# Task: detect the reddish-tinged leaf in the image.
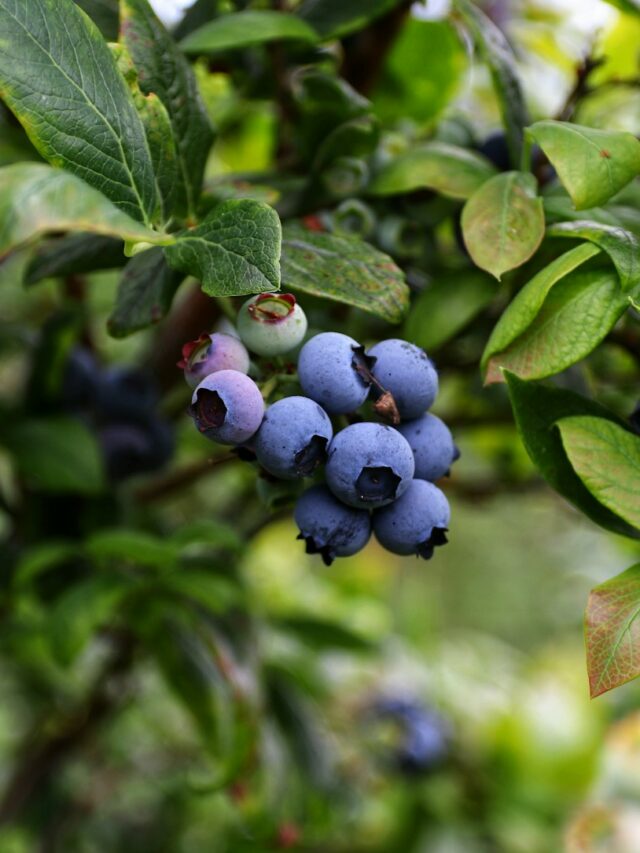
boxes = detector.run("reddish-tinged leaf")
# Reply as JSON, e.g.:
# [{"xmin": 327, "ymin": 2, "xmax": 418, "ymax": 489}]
[{"xmin": 586, "ymin": 564, "xmax": 640, "ymax": 697}]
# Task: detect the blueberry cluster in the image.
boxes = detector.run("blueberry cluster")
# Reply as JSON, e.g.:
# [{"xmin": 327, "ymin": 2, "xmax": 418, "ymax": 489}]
[
  {"xmin": 183, "ymin": 294, "xmax": 458, "ymax": 565},
  {"xmin": 61, "ymin": 348, "xmax": 174, "ymax": 481}
]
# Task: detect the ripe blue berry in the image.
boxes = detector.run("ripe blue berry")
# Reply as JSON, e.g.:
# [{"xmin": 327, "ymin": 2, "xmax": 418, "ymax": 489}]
[
  {"xmin": 297, "ymin": 332, "xmax": 372, "ymax": 415},
  {"xmin": 373, "ymin": 479, "xmax": 449, "ymax": 559},
  {"xmin": 61, "ymin": 347, "xmax": 99, "ymax": 409},
  {"xmin": 367, "ymin": 339, "xmax": 438, "ymax": 420},
  {"xmin": 397, "ymin": 413, "xmax": 459, "ymax": 482},
  {"xmin": 294, "ymin": 485, "xmax": 371, "ymax": 565},
  {"xmin": 189, "ymin": 370, "xmax": 264, "ymax": 445},
  {"xmin": 237, "ymin": 293, "xmax": 307, "ymax": 357},
  {"xmin": 178, "ymin": 332, "xmax": 250, "ymax": 389},
  {"xmin": 325, "ymin": 422, "xmax": 414, "ymax": 509},
  {"xmin": 255, "ymin": 396, "xmax": 333, "ymax": 479},
  {"xmin": 95, "ymin": 366, "xmax": 159, "ymax": 424},
  {"xmin": 99, "ymin": 419, "xmax": 174, "ymax": 482},
  {"xmin": 371, "ymin": 697, "xmax": 449, "ymax": 775}
]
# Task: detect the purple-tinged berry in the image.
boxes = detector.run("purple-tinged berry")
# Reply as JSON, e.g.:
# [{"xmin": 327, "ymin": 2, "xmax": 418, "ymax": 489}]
[
  {"xmin": 298, "ymin": 332, "xmax": 372, "ymax": 415},
  {"xmin": 370, "ymin": 697, "xmax": 449, "ymax": 775},
  {"xmin": 189, "ymin": 370, "xmax": 264, "ymax": 445},
  {"xmin": 373, "ymin": 479, "xmax": 449, "ymax": 559},
  {"xmin": 294, "ymin": 485, "xmax": 371, "ymax": 565},
  {"xmin": 178, "ymin": 332, "xmax": 250, "ymax": 389},
  {"xmin": 397, "ymin": 413, "xmax": 459, "ymax": 482},
  {"xmin": 237, "ymin": 293, "xmax": 307, "ymax": 357},
  {"xmin": 255, "ymin": 396, "xmax": 333, "ymax": 479},
  {"xmin": 95, "ymin": 366, "xmax": 159, "ymax": 424},
  {"xmin": 99, "ymin": 419, "xmax": 174, "ymax": 482},
  {"xmin": 325, "ymin": 422, "xmax": 414, "ymax": 509},
  {"xmin": 367, "ymin": 339, "xmax": 438, "ymax": 420}
]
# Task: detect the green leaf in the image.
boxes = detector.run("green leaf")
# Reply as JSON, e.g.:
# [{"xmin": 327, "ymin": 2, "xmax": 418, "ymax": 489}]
[
  {"xmin": 13, "ymin": 541, "xmax": 80, "ymax": 587},
  {"xmin": 50, "ymin": 574, "xmax": 129, "ymax": 665},
  {"xmin": 314, "ymin": 116, "xmax": 380, "ymax": 171},
  {"xmin": 455, "ymin": 0, "xmax": 528, "ymax": 165},
  {"xmin": 281, "ymin": 222, "xmax": 409, "ymax": 323},
  {"xmin": 75, "ymin": 0, "xmax": 119, "ymax": 39},
  {"xmin": 86, "ymin": 528, "xmax": 178, "ymax": 569},
  {"xmin": 482, "ymin": 243, "xmax": 602, "ymax": 375},
  {"xmin": 0, "ymin": 164, "xmax": 168, "ymax": 260},
  {"xmin": 528, "ymin": 121, "xmax": 640, "ymax": 210},
  {"xmin": 164, "ymin": 199, "xmax": 281, "ymax": 297},
  {"xmin": 171, "ymin": 519, "xmax": 244, "ymax": 553},
  {"xmin": 556, "ymin": 416, "xmax": 640, "ymax": 530},
  {"xmin": 162, "ymin": 571, "xmax": 239, "ymax": 614},
  {"xmin": 371, "ymin": 19, "xmax": 467, "ymax": 126},
  {"xmin": 404, "ymin": 270, "xmax": 497, "ymax": 350},
  {"xmin": 485, "ymin": 267, "xmax": 626, "ymax": 382},
  {"xmin": 5, "ymin": 417, "xmax": 105, "ymax": 494},
  {"xmin": 505, "ymin": 372, "xmax": 640, "ymax": 539},
  {"xmin": 369, "ymin": 142, "xmax": 497, "ymax": 200},
  {"xmin": 25, "ymin": 233, "xmax": 125, "ymax": 285},
  {"xmin": 298, "ymin": 0, "xmax": 403, "ymax": 39},
  {"xmin": 107, "ymin": 248, "xmax": 184, "ymax": 338},
  {"xmin": 121, "ymin": 0, "xmax": 215, "ymax": 220},
  {"xmin": 273, "ymin": 616, "xmax": 376, "ymax": 652},
  {"xmin": 600, "ymin": 0, "xmax": 640, "ymax": 18},
  {"xmin": 181, "ymin": 10, "xmax": 318, "ymax": 53},
  {"xmin": 0, "ymin": 0, "xmax": 160, "ymax": 225},
  {"xmin": 547, "ymin": 220, "xmax": 640, "ymax": 292},
  {"xmin": 461, "ymin": 171, "xmax": 545, "ymax": 279},
  {"xmin": 585, "ymin": 564, "xmax": 640, "ymax": 698}
]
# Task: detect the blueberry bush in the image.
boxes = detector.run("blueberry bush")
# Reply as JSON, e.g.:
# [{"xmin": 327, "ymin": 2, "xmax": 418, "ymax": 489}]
[{"xmin": 0, "ymin": 0, "xmax": 640, "ymax": 849}]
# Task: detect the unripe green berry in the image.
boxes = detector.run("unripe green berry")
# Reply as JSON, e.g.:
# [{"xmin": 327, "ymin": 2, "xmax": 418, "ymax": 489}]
[{"xmin": 237, "ymin": 293, "xmax": 308, "ymax": 357}]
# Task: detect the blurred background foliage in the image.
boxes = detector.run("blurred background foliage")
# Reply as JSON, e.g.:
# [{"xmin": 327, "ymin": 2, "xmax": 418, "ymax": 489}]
[{"xmin": 1, "ymin": 0, "xmax": 640, "ymax": 851}]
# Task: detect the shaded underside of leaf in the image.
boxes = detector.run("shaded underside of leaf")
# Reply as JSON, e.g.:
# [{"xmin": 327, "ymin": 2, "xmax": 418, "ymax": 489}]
[
  {"xmin": 281, "ymin": 222, "xmax": 409, "ymax": 323},
  {"xmin": 25, "ymin": 232, "xmax": 125, "ymax": 285}
]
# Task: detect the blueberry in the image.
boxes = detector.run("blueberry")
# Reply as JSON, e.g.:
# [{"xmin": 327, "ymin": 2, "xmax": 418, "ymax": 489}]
[
  {"xmin": 297, "ymin": 332, "xmax": 372, "ymax": 415},
  {"xmin": 325, "ymin": 423, "xmax": 414, "ymax": 509},
  {"xmin": 371, "ymin": 697, "xmax": 449, "ymax": 775},
  {"xmin": 237, "ymin": 293, "xmax": 308, "ymax": 357},
  {"xmin": 178, "ymin": 332, "xmax": 250, "ymax": 389},
  {"xmin": 294, "ymin": 485, "xmax": 371, "ymax": 565},
  {"xmin": 61, "ymin": 347, "xmax": 99, "ymax": 409},
  {"xmin": 397, "ymin": 413, "xmax": 459, "ymax": 482},
  {"xmin": 95, "ymin": 366, "xmax": 159, "ymax": 424},
  {"xmin": 366, "ymin": 339, "xmax": 438, "ymax": 420},
  {"xmin": 255, "ymin": 396, "xmax": 333, "ymax": 479},
  {"xmin": 189, "ymin": 370, "xmax": 264, "ymax": 445},
  {"xmin": 478, "ymin": 130, "xmax": 512, "ymax": 171},
  {"xmin": 99, "ymin": 419, "xmax": 174, "ymax": 482},
  {"xmin": 373, "ymin": 479, "xmax": 450, "ymax": 558}
]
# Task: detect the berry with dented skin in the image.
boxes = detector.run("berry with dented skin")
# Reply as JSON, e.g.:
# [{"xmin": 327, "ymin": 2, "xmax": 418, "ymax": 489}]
[
  {"xmin": 297, "ymin": 332, "xmax": 372, "ymax": 415},
  {"xmin": 189, "ymin": 370, "xmax": 264, "ymax": 445},
  {"xmin": 367, "ymin": 339, "xmax": 438, "ymax": 420},
  {"xmin": 255, "ymin": 396, "xmax": 333, "ymax": 479},
  {"xmin": 178, "ymin": 332, "xmax": 250, "ymax": 389},
  {"xmin": 237, "ymin": 293, "xmax": 307, "ymax": 357},
  {"xmin": 373, "ymin": 479, "xmax": 450, "ymax": 559},
  {"xmin": 397, "ymin": 413, "xmax": 459, "ymax": 482},
  {"xmin": 325, "ymin": 422, "xmax": 414, "ymax": 509},
  {"xmin": 294, "ymin": 485, "xmax": 371, "ymax": 565}
]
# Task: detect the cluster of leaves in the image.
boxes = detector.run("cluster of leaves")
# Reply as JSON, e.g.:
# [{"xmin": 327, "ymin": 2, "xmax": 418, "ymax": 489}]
[{"xmin": 0, "ymin": 0, "xmax": 639, "ymax": 846}]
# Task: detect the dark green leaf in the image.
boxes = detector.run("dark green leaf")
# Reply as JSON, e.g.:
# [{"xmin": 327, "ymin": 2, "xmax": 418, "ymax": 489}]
[
  {"xmin": 5, "ymin": 417, "xmax": 105, "ymax": 494},
  {"xmin": 0, "ymin": 0, "xmax": 160, "ymax": 224},
  {"xmin": 547, "ymin": 220, "xmax": 640, "ymax": 292},
  {"xmin": 528, "ymin": 121, "xmax": 640, "ymax": 210},
  {"xmin": 162, "ymin": 571, "xmax": 239, "ymax": 614},
  {"xmin": 171, "ymin": 519, "xmax": 244, "ymax": 553},
  {"xmin": 121, "ymin": 0, "xmax": 215, "ymax": 220},
  {"xmin": 281, "ymin": 222, "xmax": 408, "ymax": 323},
  {"xmin": 461, "ymin": 171, "xmax": 545, "ymax": 279},
  {"xmin": 86, "ymin": 528, "xmax": 178, "ymax": 569},
  {"xmin": 50, "ymin": 574, "xmax": 129, "ymax": 665},
  {"xmin": 13, "ymin": 542, "xmax": 80, "ymax": 587},
  {"xmin": 314, "ymin": 116, "xmax": 379, "ymax": 171},
  {"xmin": 164, "ymin": 199, "xmax": 281, "ymax": 297},
  {"xmin": 404, "ymin": 270, "xmax": 496, "ymax": 350},
  {"xmin": 273, "ymin": 616, "xmax": 376, "ymax": 652},
  {"xmin": 369, "ymin": 142, "xmax": 497, "ymax": 200},
  {"xmin": 0, "ymin": 164, "xmax": 167, "ymax": 258},
  {"xmin": 485, "ymin": 267, "xmax": 626, "ymax": 382},
  {"xmin": 586, "ymin": 564, "xmax": 640, "ymax": 699},
  {"xmin": 455, "ymin": 0, "xmax": 528, "ymax": 166},
  {"xmin": 25, "ymin": 234, "xmax": 125, "ymax": 285},
  {"xmin": 180, "ymin": 10, "xmax": 318, "ymax": 53},
  {"xmin": 298, "ymin": 0, "xmax": 403, "ymax": 39},
  {"xmin": 75, "ymin": 0, "xmax": 119, "ymax": 39},
  {"xmin": 482, "ymin": 243, "xmax": 602, "ymax": 376},
  {"xmin": 108, "ymin": 248, "xmax": 184, "ymax": 338},
  {"xmin": 600, "ymin": 0, "xmax": 640, "ymax": 18},
  {"xmin": 505, "ymin": 372, "xmax": 639, "ymax": 539},
  {"xmin": 557, "ymin": 416, "xmax": 640, "ymax": 530}
]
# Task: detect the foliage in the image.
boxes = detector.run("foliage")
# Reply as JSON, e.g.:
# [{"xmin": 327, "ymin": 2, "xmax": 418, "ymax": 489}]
[{"xmin": 0, "ymin": 0, "xmax": 639, "ymax": 848}]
